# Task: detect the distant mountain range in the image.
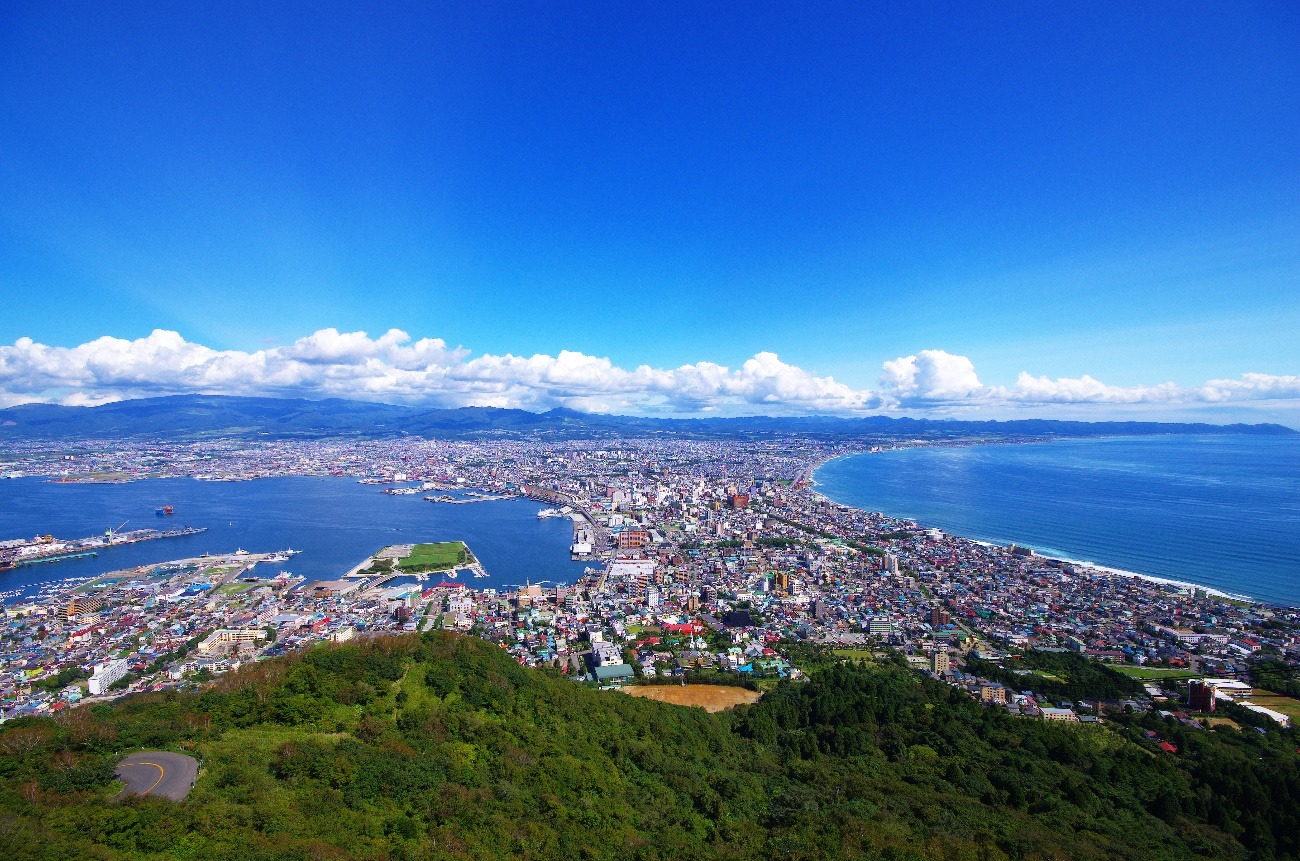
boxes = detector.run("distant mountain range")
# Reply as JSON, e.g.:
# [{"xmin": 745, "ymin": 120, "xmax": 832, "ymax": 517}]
[{"xmin": 0, "ymin": 394, "xmax": 1294, "ymax": 440}]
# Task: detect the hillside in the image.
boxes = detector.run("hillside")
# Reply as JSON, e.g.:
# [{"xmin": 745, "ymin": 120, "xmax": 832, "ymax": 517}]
[
  {"xmin": 1, "ymin": 634, "xmax": 1298, "ymax": 860},
  {"xmin": 1, "ymin": 394, "xmax": 1294, "ymax": 440}
]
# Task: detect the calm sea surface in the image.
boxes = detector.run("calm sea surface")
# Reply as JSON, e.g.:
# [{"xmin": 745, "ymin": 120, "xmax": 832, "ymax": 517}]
[
  {"xmin": 814, "ymin": 435, "xmax": 1300, "ymax": 606},
  {"xmin": 0, "ymin": 477, "xmax": 588, "ymax": 603}
]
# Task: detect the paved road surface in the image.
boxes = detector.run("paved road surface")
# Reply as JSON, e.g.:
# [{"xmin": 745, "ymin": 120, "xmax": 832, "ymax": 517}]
[{"xmin": 116, "ymin": 751, "xmax": 198, "ymax": 801}]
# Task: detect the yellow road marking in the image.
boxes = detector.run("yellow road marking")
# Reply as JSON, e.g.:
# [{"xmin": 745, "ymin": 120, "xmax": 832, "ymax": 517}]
[{"xmin": 120, "ymin": 760, "xmax": 166, "ymax": 795}]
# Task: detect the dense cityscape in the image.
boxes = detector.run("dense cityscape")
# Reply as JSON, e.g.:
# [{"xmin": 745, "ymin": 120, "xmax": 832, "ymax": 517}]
[{"xmin": 4, "ymin": 436, "xmax": 1298, "ymax": 732}]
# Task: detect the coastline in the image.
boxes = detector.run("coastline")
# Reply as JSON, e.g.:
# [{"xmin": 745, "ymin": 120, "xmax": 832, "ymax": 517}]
[{"xmin": 808, "ymin": 444, "xmax": 1268, "ymax": 607}]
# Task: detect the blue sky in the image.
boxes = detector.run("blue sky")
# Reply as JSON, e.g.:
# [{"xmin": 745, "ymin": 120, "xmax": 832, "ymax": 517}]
[{"xmin": 1, "ymin": 3, "xmax": 1297, "ymax": 420}]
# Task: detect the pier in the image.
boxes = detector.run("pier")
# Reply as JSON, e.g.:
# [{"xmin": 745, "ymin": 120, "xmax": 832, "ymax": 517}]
[{"xmin": 0, "ymin": 525, "xmax": 208, "ymax": 573}]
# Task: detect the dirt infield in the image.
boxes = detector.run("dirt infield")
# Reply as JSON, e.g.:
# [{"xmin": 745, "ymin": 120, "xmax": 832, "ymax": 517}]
[{"xmin": 622, "ymin": 684, "xmax": 761, "ymax": 713}]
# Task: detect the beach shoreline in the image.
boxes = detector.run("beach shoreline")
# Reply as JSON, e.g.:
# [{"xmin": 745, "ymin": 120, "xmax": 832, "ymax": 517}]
[{"xmin": 808, "ymin": 445, "xmax": 1266, "ymax": 607}]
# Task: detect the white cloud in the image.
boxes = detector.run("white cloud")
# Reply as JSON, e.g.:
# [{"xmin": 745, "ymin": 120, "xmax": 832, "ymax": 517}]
[
  {"xmin": 0, "ymin": 329, "xmax": 872, "ymax": 415},
  {"xmin": 878, "ymin": 350, "xmax": 984, "ymax": 403},
  {"xmin": 0, "ymin": 330, "xmax": 1293, "ymax": 419},
  {"xmin": 1197, "ymin": 373, "xmax": 1300, "ymax": 402},
  {"xmin": 1001, "ymin": 372, "xmax": 1182, "ymax": 404}
]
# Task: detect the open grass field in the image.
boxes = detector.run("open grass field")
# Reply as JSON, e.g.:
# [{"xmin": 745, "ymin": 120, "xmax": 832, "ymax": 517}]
[
  {"xmin": 1250, "ymin": 690, "xmax": 1300, "ymax": 722},
  {"xmin": 831, "ymin": 649, "xmax": 876, "ymax": 663},
  {"xmin": 622, "ymin": 684, "xmax": 761, "ymax": 713},
  {"xmin": 1206, "ymin": 717, "xmax": 1241, "ymax": 730},
  {"xmin": 1023, "ymin": 669, "xmax": 1065, "ymax": 682},
  {"xmin": 1111, "ymin": 665, "xmax": 1200, "ymax": 681},
  {"xmin": 398, "ymin": 541, "xmax": 470, "ymax": 572}
]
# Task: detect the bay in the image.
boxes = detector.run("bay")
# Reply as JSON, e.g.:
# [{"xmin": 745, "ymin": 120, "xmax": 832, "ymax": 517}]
[
  {"xmin": 814, "ymin": 435, "xmax": 1300, "ymax": 606},
  {"xmin": 0, "ymin": 477, "xmax": 588, "ymax": 603}
]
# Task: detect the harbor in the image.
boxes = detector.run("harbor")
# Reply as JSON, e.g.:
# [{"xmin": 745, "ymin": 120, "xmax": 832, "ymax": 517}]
[
  {"xmin": 0, "ymin": 524, "xmax": 208, "ymax": 573},
  {"xmin": 0, "ymin": 476, "xmax": 588, "ymax": 603}
]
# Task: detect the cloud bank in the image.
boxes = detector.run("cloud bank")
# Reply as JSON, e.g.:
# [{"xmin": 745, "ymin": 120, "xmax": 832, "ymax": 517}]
[{"xmin": 0, "ymin": 329, "xmax": 1295, "ymax": 417}]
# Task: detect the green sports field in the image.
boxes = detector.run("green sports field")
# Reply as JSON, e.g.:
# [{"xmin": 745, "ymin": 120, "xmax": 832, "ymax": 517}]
[{"xmin": 398, "ymin": 541, "xmax": 471, "ymax": 572}]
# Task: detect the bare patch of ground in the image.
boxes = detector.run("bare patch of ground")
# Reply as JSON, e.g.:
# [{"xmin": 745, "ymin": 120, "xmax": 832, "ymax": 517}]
[{"xmin": 622, "ymin": 684, "xmax": 760, "ymax": 713}]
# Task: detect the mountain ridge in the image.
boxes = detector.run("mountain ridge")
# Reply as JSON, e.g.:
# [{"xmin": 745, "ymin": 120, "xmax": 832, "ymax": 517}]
[{"xmin": 0, "ymin": 394, "xmax": 1294, "ymax": 440}]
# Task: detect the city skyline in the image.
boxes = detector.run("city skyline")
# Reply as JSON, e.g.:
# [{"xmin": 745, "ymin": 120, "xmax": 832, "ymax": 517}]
[{"xmin": 2, "ymin": 4, "xmax": 1298, "ymax": 423}]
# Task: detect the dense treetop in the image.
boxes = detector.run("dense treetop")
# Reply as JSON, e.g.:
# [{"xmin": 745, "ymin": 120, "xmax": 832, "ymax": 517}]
[{"xmin": 1, "ymin": 632, "xmax": 1297, "ymax": 860}]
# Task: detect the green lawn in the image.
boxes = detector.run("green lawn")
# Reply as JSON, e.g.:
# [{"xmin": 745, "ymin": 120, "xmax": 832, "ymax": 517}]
[
  {"xmin": 1027, "ymin": 669, "xmax": 1065, "ymax": 682},
  {"xmin": 1110, "ymin": 665, "xmax": 1200, "ymax": 681},
  {"xmin": 1250, "ymin": 690, "xmax": 1300, "ymax": 722},
  {"xmin": 398, "ymin": 541, "xmax": 471, "ymax": 572}
]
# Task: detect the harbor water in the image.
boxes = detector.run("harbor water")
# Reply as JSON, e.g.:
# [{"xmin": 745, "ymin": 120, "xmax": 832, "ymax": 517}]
[{"xmin": 0, "ymin": 477, "xmax": 588, "ymax": 603}]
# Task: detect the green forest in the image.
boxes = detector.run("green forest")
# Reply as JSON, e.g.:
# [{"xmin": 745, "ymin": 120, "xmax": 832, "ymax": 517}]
[
  {"xmin": 2, "ymin": 633, "xmax": 1298, "ymax": 860},
  {"xmin": 963, "ymin": 650, "xmax": 1148, "ymax": 702}
]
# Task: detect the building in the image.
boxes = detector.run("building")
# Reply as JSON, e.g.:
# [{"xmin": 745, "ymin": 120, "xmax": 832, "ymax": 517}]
[
  {"xmin": 1241, "ymin": 703, "xmax": 1291, "ymax": 728},
  {"xmin": 591, "ymin": 639, "xmax": 624, "ymax": 667},
  {"xmin": 930, "ymin": 644, "xmax": 950, "ymax": 676},
  {"xmin": 59, "ymin": 595, "xmax": 104, "ymax": 621},
  {"xmin": 87, "ymin": 659, "xmax": 129, "ymax": 695},
  {"xmin": 617, "ymin": 529, "xmax": 650, "ymax": 550},
  {"xmin": 593, "ymin": 664, "xmax": 635, "ymax": 685},
  {"xmin": 1040, "ymin": 707, "xmax": 1079, "ymax": 722},
  {"xmin": 930, "ymin": 606, "xmax": 951, "ymax": 627},
  {"xmin": 978, "ymin": 682, "xmax": 1007, "ymax": 704},
  {"xmin": 1199, "ymin": 678, "xmax": 1253, "ymax": 699},
  {"xmin": 198, "ymin": 628, "xmax": 268, "ymax": 653},
  {"xmin": 1187, "ymin": 680, "xmax": 1217, "ymax": 712},
  {"xmin": 868, "ymin": 617, "xmax": 894, "ymax": 637}
]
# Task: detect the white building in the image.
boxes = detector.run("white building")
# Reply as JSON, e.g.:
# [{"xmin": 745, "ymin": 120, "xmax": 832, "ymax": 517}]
[
  {"xmin": 198, "ymin": 628, "xmax": 268, "ymax": 653},
  {"xmin": 87, "ymin": 659, "xmax": 129, "ymax": 695}
]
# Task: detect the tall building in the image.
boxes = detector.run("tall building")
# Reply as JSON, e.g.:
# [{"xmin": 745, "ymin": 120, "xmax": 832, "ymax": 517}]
[
  {"xmin": 87, "ymin": 659, "xmax": 129, "ymax": 696},
  {"xmin": 930, "ymin": 644, "xmax": 950, "ymax": 676},
  {"xmin": 930, "ymin": 606, "xmax": 951, "ymax": 627},
  {"xmin": 1188, "ymin": 680, "xmax": 1217, "ymax": 712},
  {"xmin": 60, "ymin": 595, "xmax": 104, "ymax": 621}
]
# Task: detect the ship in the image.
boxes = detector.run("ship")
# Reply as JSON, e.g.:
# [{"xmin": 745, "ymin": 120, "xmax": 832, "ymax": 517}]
[{"xmin": 155, "ymin": 505, "xmax": 174, "ymax": 516}]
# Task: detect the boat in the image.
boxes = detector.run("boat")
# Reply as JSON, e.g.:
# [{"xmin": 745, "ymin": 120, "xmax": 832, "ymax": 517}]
[{"xmin": 155, "ymin": 505, "xmax": 174, "ymax": 516}]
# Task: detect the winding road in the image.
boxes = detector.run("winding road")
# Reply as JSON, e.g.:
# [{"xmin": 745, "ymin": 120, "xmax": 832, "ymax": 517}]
[{"xmin": 115, "ymin": 751, "xmax": 198, "ymax": 801}]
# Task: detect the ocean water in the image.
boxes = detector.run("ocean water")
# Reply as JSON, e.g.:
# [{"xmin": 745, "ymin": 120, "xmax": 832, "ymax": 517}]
[
  {"xmin": 0, "ymin": 477, "xmax": 588, "ymax": 603},
  {"xmin": 814, "ymin": 435, "xmax": 1300, "ymax": 606}
]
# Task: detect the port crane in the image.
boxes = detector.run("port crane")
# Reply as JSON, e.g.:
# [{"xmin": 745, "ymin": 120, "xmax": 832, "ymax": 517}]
[{"xmin": 103, "ymin": 520, "xmax": 128, "ymax": 543}]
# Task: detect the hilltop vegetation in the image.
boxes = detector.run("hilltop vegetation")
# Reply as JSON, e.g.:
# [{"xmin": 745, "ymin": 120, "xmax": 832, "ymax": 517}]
[{"xmin": 1, "ymin": 633, "xmax": 1298, "ymax": 860}]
